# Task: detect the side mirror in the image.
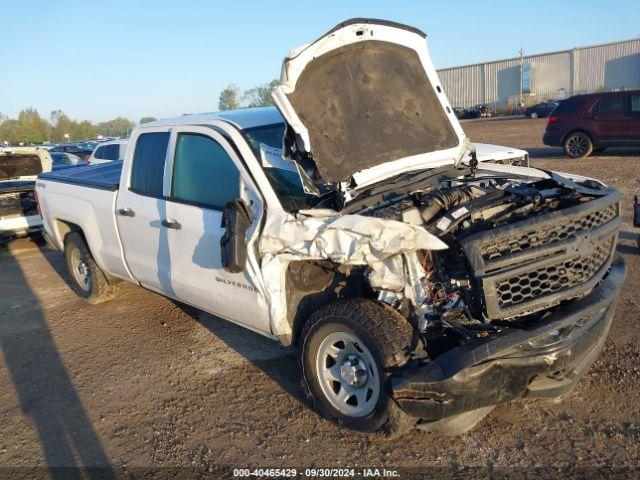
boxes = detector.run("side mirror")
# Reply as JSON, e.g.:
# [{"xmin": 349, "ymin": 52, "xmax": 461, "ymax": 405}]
[{"xmin": 220, "ymin": 199, "xmax": 252, "ymax": 273}]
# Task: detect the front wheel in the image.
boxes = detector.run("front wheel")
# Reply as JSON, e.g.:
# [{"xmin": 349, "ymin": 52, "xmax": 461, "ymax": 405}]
[
  {"xmin": 300, "ymin": 299, "xmax": 415, "ymax": 435},
  {"xmin": 563, "ymin": 131, "xmax": 593, "ymax": 158},
  {"xmin": 530, "ymin": 112, "xmax": 538, "ymax": 119}
]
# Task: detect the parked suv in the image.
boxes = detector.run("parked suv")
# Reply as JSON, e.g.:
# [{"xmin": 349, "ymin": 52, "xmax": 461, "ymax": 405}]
[{"xmin": 543, "ymin": 90, "xmax": 640, "ymax": 158}]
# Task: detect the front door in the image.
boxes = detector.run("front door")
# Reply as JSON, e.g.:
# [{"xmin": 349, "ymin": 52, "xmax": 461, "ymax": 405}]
[{"xmin": 163, "ymin": 127, "xmax": 269, "ymax": 332}]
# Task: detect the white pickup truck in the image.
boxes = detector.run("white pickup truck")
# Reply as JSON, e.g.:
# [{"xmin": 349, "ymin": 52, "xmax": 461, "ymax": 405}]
[{"xmin": 37, "ymin": 19, "xmax": 625, "ymax": 436}]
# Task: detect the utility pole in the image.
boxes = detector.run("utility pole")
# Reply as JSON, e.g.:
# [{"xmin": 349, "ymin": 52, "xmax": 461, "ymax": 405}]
[{"xmin": 519, "ymin": 48, "xmax": 525, "ymax": 113}]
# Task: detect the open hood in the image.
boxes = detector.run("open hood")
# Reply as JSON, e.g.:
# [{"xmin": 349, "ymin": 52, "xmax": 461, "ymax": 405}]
[
  {"xmin": 0, "ymin": 147, "xmax": 52, "ymax": 182},
  {"xmin": 272, "ymin": 18, "xmax": 467, "ymax": 188}
]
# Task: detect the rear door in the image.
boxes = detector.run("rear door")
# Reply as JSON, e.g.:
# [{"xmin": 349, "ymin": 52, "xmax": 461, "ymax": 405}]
[
  {"xmin": 115, "ymin": 128, "xmax": 173, "ymax": 293},
  {"xmin": 591, "ymin": 94, "xmax": 628, "ymax": 142},
  {"xmin": 162, "ymin": 126, "xmax": 269, "ymax": 330}
]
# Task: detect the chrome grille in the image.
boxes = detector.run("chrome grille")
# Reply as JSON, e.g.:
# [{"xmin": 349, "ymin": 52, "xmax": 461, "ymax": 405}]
[{"xmin": 460, "ymin": 192, "xmax": 620, "ymax": 320}]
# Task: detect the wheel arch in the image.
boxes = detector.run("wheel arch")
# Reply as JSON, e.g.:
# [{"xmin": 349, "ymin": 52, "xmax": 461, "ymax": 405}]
[
  {"xmin": 561, "ymin": 128, "xmax": 598, "ymax": 147},
  {"xmin": 55, "ymin": 219, "xmax": 119, "ymax": 285},
  {"xmin": 54, "ymin": 219, "xmax": 85, "ymax": 247},
  {"xmin": 285, "ymin": 260, "xmax": 376, "ymax": 347}
]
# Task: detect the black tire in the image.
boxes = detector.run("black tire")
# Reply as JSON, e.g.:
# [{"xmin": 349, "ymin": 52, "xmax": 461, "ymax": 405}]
[
  {"xmin": 64, "ymin": 232, "xmax": 113, "ymax": 304},
  {"xmin": 530, "ymin": 112, "xmax": 538, "ymax": 119},
  {"xmin": 563, "ymin": 131, "xmax": 593, "ymax": 158},
  {"xmin": 300, "ymin": 298, "xmax": 416, "ymax": 436}
]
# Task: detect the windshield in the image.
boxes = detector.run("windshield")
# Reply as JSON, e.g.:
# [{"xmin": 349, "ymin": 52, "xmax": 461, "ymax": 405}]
[{"xmin": 243, "ymin": 123, "xmax": 325, "ymax": 211}]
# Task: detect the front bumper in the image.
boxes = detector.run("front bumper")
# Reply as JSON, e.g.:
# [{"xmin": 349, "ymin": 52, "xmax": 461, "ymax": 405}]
[{"xmin": 392, "ymin": 254, "xmax": 626, "ymax": 421}]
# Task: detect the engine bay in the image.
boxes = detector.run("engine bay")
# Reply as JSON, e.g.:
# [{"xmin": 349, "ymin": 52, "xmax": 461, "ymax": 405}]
[{"xmin": 349, "ymin": 165, "xmax": 617, "ymax": 359}]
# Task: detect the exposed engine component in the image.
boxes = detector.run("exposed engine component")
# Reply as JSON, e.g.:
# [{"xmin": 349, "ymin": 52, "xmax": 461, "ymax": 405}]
[
  {"xmin": 417, "ymin": 185, "xmax": 483, "ymax": 223},
  {"xmin": 359, "ymin": 168, "xmax": 618, "ymax": 357}
]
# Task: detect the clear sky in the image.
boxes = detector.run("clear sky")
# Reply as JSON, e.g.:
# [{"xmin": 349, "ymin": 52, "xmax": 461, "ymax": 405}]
[{"xmin": 1, "ymin": 0, "xmax": 638, "ymax": 123}]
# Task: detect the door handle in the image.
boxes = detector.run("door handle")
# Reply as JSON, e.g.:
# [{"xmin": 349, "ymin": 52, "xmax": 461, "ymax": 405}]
[
  {"xmin": 161, "ymin": 219, "xmax": 182, "ymax": 230},
  {"xmin": 118, "ymin": 208, "xmax": 135, "ymax": 217}
]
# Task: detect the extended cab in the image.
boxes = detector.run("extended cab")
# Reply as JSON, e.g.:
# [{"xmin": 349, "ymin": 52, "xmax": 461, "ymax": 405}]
[{"xmin": 37, "ymin": 19, "xmax": 625, "ymax": 436}]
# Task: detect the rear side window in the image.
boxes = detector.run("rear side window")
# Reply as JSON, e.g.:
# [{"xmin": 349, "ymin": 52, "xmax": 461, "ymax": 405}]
[
  {"xmin": 552, "ymin": 97, "xmax": 586, "ymax": 115},
  {"xmin": 130, "ymin": 132, "xmax": 170, "ymax": 196},
  {"xmin": 631, "ymin": 94, "xmax": 640, "ymax": 113},
  {"xmin": 104, "ymin": 144, "xmax": 121, "ymax": 160},
  {"xmin": 93, "ymin": 146, "xmax": 106, "ymax": 159},
  {"xmin": 170, "ymin": 133, "xmax": 239, "ymax": 209},
  {"xmin": 95, "ymin": 143, "xmax": 120, "ymax": 160},
  {"xmin": 593, "ymin": 96, "xmax": 625, "ymax": 114}
]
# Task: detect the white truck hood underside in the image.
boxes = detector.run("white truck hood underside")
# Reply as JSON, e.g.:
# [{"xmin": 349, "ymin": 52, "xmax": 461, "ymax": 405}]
[
  {"xmin": 0, "ymin": 148, "xmax": 52, "ymax": 182},
  {"xmin": 272, "ymin": 18, "xmax": 466, "ymax": 186}
]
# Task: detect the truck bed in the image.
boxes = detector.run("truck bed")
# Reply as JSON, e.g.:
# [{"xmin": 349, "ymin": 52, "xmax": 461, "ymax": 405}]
[{"xmin": 38, "ymin": 161, "xmax": 122, "ymax": 191}]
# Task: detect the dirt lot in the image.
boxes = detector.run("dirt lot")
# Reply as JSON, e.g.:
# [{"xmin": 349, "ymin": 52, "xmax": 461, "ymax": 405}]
[{"xmin": 1, "ymin": 118, "xmax": 639, "ymax": 478}]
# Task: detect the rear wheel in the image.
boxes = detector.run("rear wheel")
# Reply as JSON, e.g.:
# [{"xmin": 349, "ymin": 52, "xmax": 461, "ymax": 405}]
[
  {"xmin": 300, "ymin": 299, "xmax": 415, "ymax": 436},
  {"xmin": 563, "ymin": 131, "xmax": 593, "ymax": 158},
  {"xmin": 64, "ymin": 232, "xmax": 113, "ymax": 304},
  {"xmin": 530, "ymin": 112, "xmax": 538, "ymax": 119}
]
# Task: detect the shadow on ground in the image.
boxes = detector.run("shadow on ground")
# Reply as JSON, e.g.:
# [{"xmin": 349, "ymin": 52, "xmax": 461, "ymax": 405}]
[
  {"xmin": 0, "ymin": 240, "xmax": 114, "ymax": 479},
  {"xmin": 169, "ymin": 300, "xmax": 306, "ymax": 406}
]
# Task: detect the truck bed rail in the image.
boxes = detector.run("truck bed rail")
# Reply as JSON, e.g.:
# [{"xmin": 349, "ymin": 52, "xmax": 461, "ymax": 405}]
[{"xmin": 38, "ymin": 161, "xmax": 122, "ymax": 191}]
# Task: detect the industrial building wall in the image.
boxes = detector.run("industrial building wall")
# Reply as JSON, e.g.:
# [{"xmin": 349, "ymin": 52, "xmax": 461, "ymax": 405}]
[
  {"xmin": 574, "ymin": 39, "xmax": 640, "ymax": 93},
  {"xmin": 437, "ymin": 38, "xmax": 640, "ymax": 110}
]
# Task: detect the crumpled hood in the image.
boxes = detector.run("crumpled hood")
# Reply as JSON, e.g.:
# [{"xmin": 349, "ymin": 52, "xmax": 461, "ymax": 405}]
[
  {"xmin": 272, "ymin": 18, "xmax": 466, "ymax": 188},
  {"xmin": 0, "ymin": 148, "xmax": 52, "ymax": 182}
]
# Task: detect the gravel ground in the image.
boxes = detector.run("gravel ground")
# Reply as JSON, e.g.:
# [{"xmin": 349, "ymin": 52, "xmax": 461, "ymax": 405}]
[{"xmin": 1, "ymin": 118, "xmax": 639, "ymax": 479}]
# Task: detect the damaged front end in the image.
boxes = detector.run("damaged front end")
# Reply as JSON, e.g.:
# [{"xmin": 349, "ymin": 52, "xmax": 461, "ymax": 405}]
[
  {"xmin": 260, "ymin": 18, "xmax": 625, "ymax": 428},
  {"xmin": 354, "ymin": 165, "xmax": 626, "ymax": 427},
  {"xmin": 393, "ymin": 255, "xmax": 625, "ymax": 425},
  {"xmin": 258, "ymin": 163, "xmax": 625, "ymax": 428}
]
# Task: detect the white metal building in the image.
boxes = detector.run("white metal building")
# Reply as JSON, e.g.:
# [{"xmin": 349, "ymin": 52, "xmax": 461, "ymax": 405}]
[{"xmin": 437, "ymin": 38, "xmax": 640, "ymax": 110}]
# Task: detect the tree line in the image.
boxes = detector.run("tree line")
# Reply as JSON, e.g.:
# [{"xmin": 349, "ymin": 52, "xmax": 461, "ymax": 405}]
[
  {"xmin": 218, "ymin": 80, "xmax": 279, "ymax": 111},
  {"xmin": 0, "ymin": 79, "xmax": 280, "ymax": 145},
  {"xmin": 0, "ymin": 109, "xmax": 158, "ymax": 146}
]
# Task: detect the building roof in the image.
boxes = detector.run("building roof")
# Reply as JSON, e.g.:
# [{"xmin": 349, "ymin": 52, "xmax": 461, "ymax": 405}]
[
  {"xmin": 148, "ymin": 106, "xmax": 284, "ymax": 130},
  {"xmin": 437, "ymin": 37, "xmax": 640, "ymax": 72}
]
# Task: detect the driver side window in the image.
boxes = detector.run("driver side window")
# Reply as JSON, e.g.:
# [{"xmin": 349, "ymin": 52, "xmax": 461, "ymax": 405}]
[{"xmin": 170, "ymin": 133, "xmax": 240, "ymax": 209}]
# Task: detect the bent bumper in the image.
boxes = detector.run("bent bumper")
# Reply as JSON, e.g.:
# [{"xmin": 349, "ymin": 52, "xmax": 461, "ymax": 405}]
[{"xmin": 392, "ymin": 254, "xmax": 626, "ymax": 421}]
